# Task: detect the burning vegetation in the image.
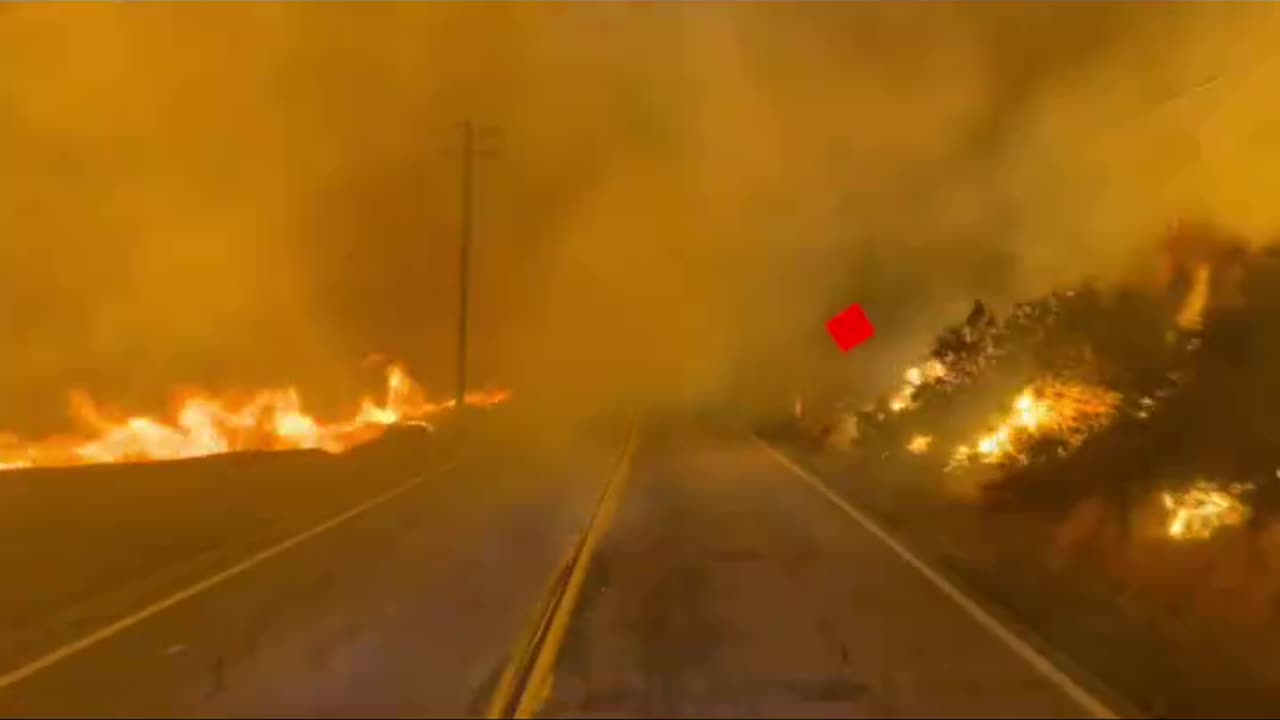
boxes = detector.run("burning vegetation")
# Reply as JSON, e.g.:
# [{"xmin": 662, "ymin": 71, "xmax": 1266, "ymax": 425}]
[
  {"xmin": 0, "ymin": 360, "xmax": 509, "ymax": 472},
  {"xmin": 779, "ymin": 224, "xmax": 1280, "ymax": 711},
  {"xmin": 1161, "ymin": 480, "xmax": 1253, "ymax": 542},
  {"xmin": 947, "ymin": 380, "xmax": 1122, "ymax": 469},
  {"xmin": 803, "ymin": 223, "xmax": 1280, "ymax": 548}
]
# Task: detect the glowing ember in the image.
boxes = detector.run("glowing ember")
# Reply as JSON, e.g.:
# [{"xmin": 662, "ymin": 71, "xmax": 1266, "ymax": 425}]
[
  {"xmin": 0, "ymin": 362, "xmax": 510, "ymax": 472},
  {"xmin": 924, "ymin": 359, "xmax": 947, "ymax": 381},
  {"xmin": 904, "ymin": 366, "xmax": 924, "ymax": 386},
  {"xmin": 888, "ymin": 359, "xmax": 948, "ymax": 413},
  {"xmin": 1161, "ymin": 481, "xmax": 1251, "ymax": 541},
  {"xmin": 1012, "ymin": 390, "xmax": 1048, "ymax": 430},
  {"xmin": 905, "ymin": 434, "xmax": 934, "ymax": 455},
  {"xmin": 949, "ymin": 380, "xmax": 1120, "ymax": 469},
  {"xmin": 888, "ymin": 391, "xmax": 912, "ymax": 413}
]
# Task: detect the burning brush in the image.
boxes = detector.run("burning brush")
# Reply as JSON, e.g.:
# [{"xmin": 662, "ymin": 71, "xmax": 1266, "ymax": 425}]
[
  {"xmin": 905, "ymin": 433, "xmax": 934, "ymax": 455},
  {"xmin": 1160, "ymin": 480, "xmax": 1253, "ymax": 541},
  {"xmin": 0, "ymin": 360, "xmax": 510, "ymax": 472},
  {"xmin": 888, "ymin": 359, "xmax": 949, "ymax": 413},
  {"xmin": 948, "ymin": 380, "xmax": 1122, "ymax": 470}
]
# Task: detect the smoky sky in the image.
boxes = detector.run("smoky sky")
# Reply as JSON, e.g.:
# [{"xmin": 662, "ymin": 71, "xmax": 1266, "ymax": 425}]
[{"xmin": 3, "ymin": 3, "xmax": 1280, "ymax": 431}]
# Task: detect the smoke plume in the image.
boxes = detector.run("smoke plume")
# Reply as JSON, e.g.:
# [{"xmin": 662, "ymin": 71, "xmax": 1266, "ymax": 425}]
[{"xmin": 3, "ymin": 3, "xmax": 1280, "ymax": 430}]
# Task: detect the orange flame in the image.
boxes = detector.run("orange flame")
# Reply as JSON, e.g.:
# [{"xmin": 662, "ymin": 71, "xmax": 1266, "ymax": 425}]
[
  {"xmin": 1175, "ymin": 262, "xmax": 1212, "ymax": 331},
  {"xmin": 0, "ymin": 362, "xmax": 509, "ymax": 472},
  {"xmin": 948, "ymin": 380, "xmax": 1120, "ymax": 469}
]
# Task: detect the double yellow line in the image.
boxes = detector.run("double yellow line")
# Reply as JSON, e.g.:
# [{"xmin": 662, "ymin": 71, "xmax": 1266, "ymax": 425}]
[{"xmin": 486, "ymin": 421, "xmax": 640, "ymax": 719}]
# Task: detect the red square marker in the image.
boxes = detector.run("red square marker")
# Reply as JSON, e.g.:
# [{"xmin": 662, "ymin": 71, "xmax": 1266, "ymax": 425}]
[{"xmin": 827, "ymin": 303, "xmax": 875, "ymax": 352}]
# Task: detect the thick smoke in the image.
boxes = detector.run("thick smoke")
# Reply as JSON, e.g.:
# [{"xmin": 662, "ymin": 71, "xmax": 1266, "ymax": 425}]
[{"xmin": 2, "ymin": 4, "xmax": 1279, "ymax": 431}]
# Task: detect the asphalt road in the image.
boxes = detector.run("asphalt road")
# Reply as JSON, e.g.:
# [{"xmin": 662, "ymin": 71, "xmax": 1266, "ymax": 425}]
[
  {"xmin": 0, "ymin": 415, "xmax": 1109, "ymax": 717},
  {"xmin": 0, "ymin": 419, "xmax": 625, "ymax": 717},
  {"xmin": 543, "ymin": 423, "xmax": 1102, "ymax": 718}
]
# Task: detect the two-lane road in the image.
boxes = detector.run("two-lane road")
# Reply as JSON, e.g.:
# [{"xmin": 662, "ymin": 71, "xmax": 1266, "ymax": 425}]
[
  {"xmin": 540, "ymin": 423, "xmax": 1113, "ymax": 718},
  {"xmin": 0, "ymin": 420, "xmax": 626, "ymax": 717},
  {"xmin": 0, "ymin": 417, "xmax": 1116, "ymax": 717}
]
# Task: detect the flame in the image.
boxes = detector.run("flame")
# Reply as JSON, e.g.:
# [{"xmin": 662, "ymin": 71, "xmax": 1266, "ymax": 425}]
[
  {"xmin": 0, "ymin": 362, "xmax": 510, "ymax": 472},
  {"xmin": 888, "ymin": 391, "xmax": 913, "ymax": 413},
  {"xmin": 905, "ymin": 433, "xmax": 934, "ymax": 455},
  {"xmin": 888, "ymin": 359, "xmax": 948, "ymax": 413},
  {"xmin": 1175, "ymin": 262, "xmax": 1212, "ymax": 331},
  {"xmin": 1161, "ymin": 481, "xmax": 1251, "ymax": 541},
  {"xmin": 949, "ymin": 380, "xmax": 1121, "ymax": 468}
]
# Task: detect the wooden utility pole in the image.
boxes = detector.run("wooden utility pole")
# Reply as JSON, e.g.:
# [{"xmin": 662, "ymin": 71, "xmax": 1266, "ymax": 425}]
[
  {"xmin": 456, "ymin": 119, "xmax": 475, "ymax": 411},
  {"xmin": 453, "ymin": 119, "xmax": 499, "ymax": 411}
]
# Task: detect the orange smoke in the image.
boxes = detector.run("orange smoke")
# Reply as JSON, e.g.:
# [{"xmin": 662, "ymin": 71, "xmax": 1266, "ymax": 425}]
[{"xmin": 0, "ymin": 362, "xmax": 509, "ymax": 472}]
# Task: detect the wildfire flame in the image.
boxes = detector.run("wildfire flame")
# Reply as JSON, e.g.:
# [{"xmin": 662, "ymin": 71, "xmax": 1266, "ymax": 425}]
[
  {"xmin": 949, "ymin": 380, "xmax": 1121, "ymax": 469},
  {"xmin": 1161, "ymin": 480, "xmax": 1251, "ymax": 541},
  {"xmin": 1175, "ymin": 262, "xmax": 1212, "ymax": 331},
  {"xmin": 905, "ymin": 433, "xmax": 934, "ymax": 455},
  {"xmin": 888, "ymin": 359, "xmax": 948, "ymax": 413},
  {"xmin": 0, "ymin": 362, "xmax": 509, "ymax": 472}
]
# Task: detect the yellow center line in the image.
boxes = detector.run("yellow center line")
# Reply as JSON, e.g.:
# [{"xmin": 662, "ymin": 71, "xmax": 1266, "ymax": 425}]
[{"xmin": 488, "ymin": 419, "xmax": 641, "ymax": 719}]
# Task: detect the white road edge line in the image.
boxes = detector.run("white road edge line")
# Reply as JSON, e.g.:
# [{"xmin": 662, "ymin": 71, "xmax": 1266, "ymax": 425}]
[
  {"xmin": 753, "ymin": 437, "xmax": 1120, "ymax": 720},
  {"xmin": 0, "ymin": 457, "xmax": 462, "ymax": 692}
]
